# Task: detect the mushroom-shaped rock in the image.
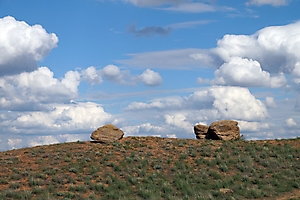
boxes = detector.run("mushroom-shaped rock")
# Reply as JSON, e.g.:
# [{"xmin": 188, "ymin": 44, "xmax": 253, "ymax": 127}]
[{"xmin": 90, "ymin": 124, "xmax": 124, "ymax": 143}]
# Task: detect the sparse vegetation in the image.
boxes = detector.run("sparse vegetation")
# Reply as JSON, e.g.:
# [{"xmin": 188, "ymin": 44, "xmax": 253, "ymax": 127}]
[{"xmin": 0, "ymin": 137, "xmax": 299, "ymax": 199}]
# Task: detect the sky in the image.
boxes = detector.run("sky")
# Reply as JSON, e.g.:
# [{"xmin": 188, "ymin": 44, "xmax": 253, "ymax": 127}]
[{"xmin": 0, "ymin": 0, "xmax": 300, "ymax": 151}]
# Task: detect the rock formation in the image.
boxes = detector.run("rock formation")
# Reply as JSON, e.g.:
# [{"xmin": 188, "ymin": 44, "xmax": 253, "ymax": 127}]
[
  {"xmin": 219, "ymin": 188, "xmax": 233, "ymax": 194},
  {"xmin": 194, "ymin": 124, "xmax": 209, "ymax": 139},
  {"xmin": 90, "ymin": 124, "xmax": 124, "ymax": 143},
  {"xmin": 194, "ymin": 120, "xmax": 240, "ymax": 141}
]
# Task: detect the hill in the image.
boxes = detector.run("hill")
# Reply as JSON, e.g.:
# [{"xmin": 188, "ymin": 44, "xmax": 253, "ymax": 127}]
[{"xmin": 0, "ymin": 137, "xmax": 299, "ymax": 199}]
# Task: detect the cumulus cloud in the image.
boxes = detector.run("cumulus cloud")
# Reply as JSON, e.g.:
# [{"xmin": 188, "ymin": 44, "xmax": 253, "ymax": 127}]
[
  {"xmin": 101, "ymin": 64, "xmax": 135, "ymax": 85},
  {"xmin": 126, "ymin": 86, "xmax": 268, "ymax": 121},
  {"xmin": 125, "ymin": 96, "xmax": 184, "ymax": 111},
  {"xmin": 122, "ymin": 123, "xmax": 165, "ymax": 137},
  {"xmin": 139, "ymin": 69, "xmax": 163, "ymax": 86},
  {"xmin": 237, "ymin": 121, "xmax": 270, "ymax": 132},
  {"xmin": 128, "ymin": 24, "xmax": 172, "ymax": 37},
  {"xmin": 123, "ymin": 86, "xmax": 270, "ymax": 138},
  {"xmin": 209, "ymin": 86, "xmax": 268, "ymax": 120},
  {"xmin": 246, "ymin": 0, "xmax": 291, "ymax": 6},
  {"xmin": 80, "ymin": 65, "xmax": 162, "ymax": 86},
  {"xmin": 164, "ymin": 113, "xmax": 193, "ymax": 132},
  {"xmin": 0, "ymin": 16, "xmax": 58, "ymax": 76},
  {"xmin": 213, "ymin": 21, "xmax": 300, "ymax": 73},
  {"xmin": 190, "ymin": 20, "xmax": 300, "ymax": 88},
  {"xmin": 0, "ymin": 102, "xmax": 112, "ymax": 134},
  {"xmin": 0, "ymin": 67, "xmax": 80, "ymax": 111},
  {"xmin": 265, "ymin": 96, "xmax": 276, "ymax": 108},
  {"xmin": 213, "ymin": 57, "xmax": 287, "ymax": 87},
  {"xmin": 81, "ymin": 66, "xmax": 103, "ymax": 85}
]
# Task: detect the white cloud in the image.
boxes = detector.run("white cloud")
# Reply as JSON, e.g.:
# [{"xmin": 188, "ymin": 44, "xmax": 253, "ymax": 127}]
[
  {"xmin": 7, "ymin": 139, "xmax": 23, "ymax": 150},
  {"xmin": 212, "ymin": 21, "xmax": 300, "ymax": 74},
  {"xmin": 102, "ymin": 65, "xmax": 122, "ymax": 78},
  {"xmin": 265, "ymin": 96, "xmax": 276, "ymax": 108},
  {"xmin": 213, "ymin": 57, "xmax": 287, "ymax": 87},
  {"xmin": 286, "ymin": 118, "xmax": 297, "ymax": 127},
  {"xmin": 61, "ymin": 70, "xmax": 81, "ymax": 94},
  {"xmin": 238, "ymin": 121, "xmax": 270, "ymax": 132},
  {"xmin": 123, "ymin": 86, "xmax": 269, "ymax": 139},
  {"xmin": 29, "ymin": 136, "xmax": 59, "ymax": 147},
  {"xmin": 126, "ymin": 86, "xmax": 268, "ymax": 121},
  {"xmin": 1, "ymin": 102, "xmax": 112, "ymax": 134},
  {"xmin": 191, "ymin": 20, "xmax": 300, "ymax": 88},
  {"xmin": 164, "ymin": 113, "xmax": 192, "ymax": 132},
  {"xmin": 81, "ymin": 66, "xmax": 103, "ymax": 85},
  {"xmin": 0, "ymin": 16, "xmax": 58, "ymax": 76},
  {"xmin": 125, "ymin": 96, "xmax": 184, "ymax": 111},
  {"xmin": 101, "ymin": 64, "xmax": 135, "ymax": 85},
  {"xmin": 246, "ymin": 0, "xmax": 291, "ymax": 6},
  {"xmin": 139, "ymin": 69, "xmax": 163, "ymax": 86},
  {"xmin": 0, "ymin": 67, "xmax": 79, "ymax": 110},
  {"xmin": 80, "ymin": 65, "xmax": 163, "ymax": 86},
  {"xmin": 292, "ymin": 62, "xmax": 300, "ymax": 77},
  {"xmin": 123, "ymin": 123, "xmax": 165, "ymax": 136},
  {"xmin": 209, "ymin": 86, "xmax": 268, "ymax": 120}
]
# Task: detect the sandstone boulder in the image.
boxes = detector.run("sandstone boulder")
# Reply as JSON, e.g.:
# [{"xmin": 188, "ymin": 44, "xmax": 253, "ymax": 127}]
[
  {"xmin": 219, "ymin": 188, "xmax": 233, "ymax": 194},
  {"xmin": 206, "ymin": 120, "xmax": 240, "ymax": 140},
  {"xmin": 90, "ymin": 124, "xmax": 124, "ymax": 143},
  {"xmin": 194, "ymin": 124, "xmax": 209, "ymax": 139}
]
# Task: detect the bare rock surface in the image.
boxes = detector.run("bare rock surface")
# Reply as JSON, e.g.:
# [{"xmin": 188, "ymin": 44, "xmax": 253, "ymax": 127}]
[
  {"xmin": 90, "ymin": 124, "xmax": 124, "ymax": 143},
  {"xmin": 207, "ymin": 120, "xmax": 240, "ymax": 140},
  {"xmin": 194, "ymin": 124, "xmax": 209, "ymax": 139},
  {"xmin": 194, "ymin": 120, "xmax": 240, "ymax": 140}
]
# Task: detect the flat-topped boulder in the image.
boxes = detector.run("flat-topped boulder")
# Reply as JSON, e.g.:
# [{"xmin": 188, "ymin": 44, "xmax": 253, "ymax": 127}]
[{"xmin": 90, "ymin": 124, "xmax": 124, "ymax": 143}]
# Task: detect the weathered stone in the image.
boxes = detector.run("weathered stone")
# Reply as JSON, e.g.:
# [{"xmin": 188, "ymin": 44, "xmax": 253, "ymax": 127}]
[
  {"xmin": 194, "ymin": 124, "xmax": 209, "ymax": 139},
  {"xmin": 206, "ymin": 120, "xmax": 240, "ymax": 140},
  {"xmin": 90, "ymin": 124, "xmax": 124, "ymax": 143},
  {"xmin": 219, "ymin": 188, "xmax": 233, "ymax": 194}
]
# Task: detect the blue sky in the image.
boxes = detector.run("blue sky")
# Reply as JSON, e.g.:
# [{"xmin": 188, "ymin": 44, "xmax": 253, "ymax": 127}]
[{"xmin": 0, "ymin": 0, "xmax": 300, "ymax": 151}]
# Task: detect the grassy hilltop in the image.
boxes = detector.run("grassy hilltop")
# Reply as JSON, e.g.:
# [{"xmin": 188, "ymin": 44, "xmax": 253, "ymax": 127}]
[{"xmin": 0, "ymin": 137, "xmax": 299, "ymax": 199}]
